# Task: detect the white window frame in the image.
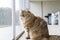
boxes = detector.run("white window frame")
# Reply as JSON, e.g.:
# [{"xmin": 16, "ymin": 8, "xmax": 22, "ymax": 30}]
[{"xmin": 12, "ymin": 0, "xmax": 16, "ymax": 40}]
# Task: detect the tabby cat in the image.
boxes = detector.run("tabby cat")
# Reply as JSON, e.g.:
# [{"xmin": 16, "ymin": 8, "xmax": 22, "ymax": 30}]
[{"xmin": 20, "ymin": 10, "xmax": 60, "ymax": 40}]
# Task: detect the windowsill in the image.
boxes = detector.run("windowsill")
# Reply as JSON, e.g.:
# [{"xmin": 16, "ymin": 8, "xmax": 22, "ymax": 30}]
[{"xmin": 48, "ymin": 25, "xmax": 60, "ymax": 35}]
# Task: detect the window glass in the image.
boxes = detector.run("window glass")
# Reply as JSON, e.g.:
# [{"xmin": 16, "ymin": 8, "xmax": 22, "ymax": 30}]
[{"xmin": 0, "ymin": 0, "xmax": 12, "ymax": 40}]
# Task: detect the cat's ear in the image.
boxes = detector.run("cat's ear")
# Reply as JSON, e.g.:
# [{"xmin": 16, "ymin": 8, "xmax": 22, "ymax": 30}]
[
  {"xmin": 25, "ymin": 9, "xmax": 31, "ymax": 13},
  {"xmin": 27, "ymin": 10, "xmax": 31, "ymax": 13}
]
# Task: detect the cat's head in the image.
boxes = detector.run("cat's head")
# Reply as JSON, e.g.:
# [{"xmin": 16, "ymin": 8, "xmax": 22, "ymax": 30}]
[{"xmin": 20, "ymin": 10, "xmax": 34, "ymax": 20}]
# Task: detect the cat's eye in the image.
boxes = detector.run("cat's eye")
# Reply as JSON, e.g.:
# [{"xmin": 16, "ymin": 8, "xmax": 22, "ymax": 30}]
[{"xmin": 22, "ymin": 14, "xmax": 25, "ymax": 17}]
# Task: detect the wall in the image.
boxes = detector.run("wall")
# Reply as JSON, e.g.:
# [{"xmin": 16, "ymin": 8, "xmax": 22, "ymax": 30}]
[{"xmin": 30, "ymin": 2, "xmax": 42, "ymax": 17}]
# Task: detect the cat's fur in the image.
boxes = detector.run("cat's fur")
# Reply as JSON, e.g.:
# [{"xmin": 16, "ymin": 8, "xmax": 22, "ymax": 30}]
[{"xmin": 20, "ymin": 10, "xmax": 60, "ymax": 40}]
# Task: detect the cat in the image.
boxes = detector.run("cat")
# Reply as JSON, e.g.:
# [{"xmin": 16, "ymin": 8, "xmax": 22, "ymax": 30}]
[{"xmin": 20, "ymin": 10, "xmax": 60, "ymax": 40}]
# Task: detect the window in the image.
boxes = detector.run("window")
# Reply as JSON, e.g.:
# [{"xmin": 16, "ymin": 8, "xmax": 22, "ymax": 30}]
[{"xmin": 0, "ymin": 0, "xmax": 12, "ymax": 40}]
